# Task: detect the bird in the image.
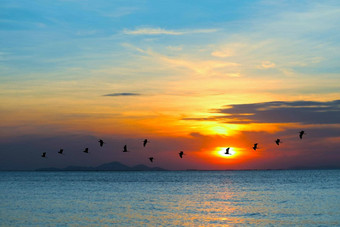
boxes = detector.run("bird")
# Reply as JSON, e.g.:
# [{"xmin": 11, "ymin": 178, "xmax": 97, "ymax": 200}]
[
  {"xmin": 299, "ymin": 131, "xmax": 305, "ymax": 139},
  {"xmin": 225, "ymin": 147, "xmax": 230, "ymax": 155},
  {"xmin": 275, "ymin": 139, "xmax": 281, "ymax": 146},
  {"xmin": 253, "ymin": 143, "xmax": 258, "ymax": 151},
  {"xmin": 123, "ymin": 145, "xmax": 128, "ymax": 152},
  {"xmin": 179, "ymin": 151, "xmax": 184, "ymax": 158},
  {"xmin": 41, "ymin": 152, "xmax": 46, "ymax": 158},
  {"xmin": 143, "ymin": 139, "xmax": 148, "ymax": 147},
  {"xmin": 149, "ymin": 157, "xmax": 154, "ymax": 163},
  {"xmin": 98, "ymin": 139, "xmax": 104, "ymax": 147},
  {"xmin": 58, "ymin": 149, "xmax": 63, "ymax": 154},
  {"xmin": 83, "ymin": 148, "xmax": 89, "ymax": 153}
]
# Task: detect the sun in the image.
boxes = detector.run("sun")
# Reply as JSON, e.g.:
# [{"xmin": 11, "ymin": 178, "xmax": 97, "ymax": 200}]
[{"xmin": 213, "ymin": 147, "xmax": 238, "ymax": 159}]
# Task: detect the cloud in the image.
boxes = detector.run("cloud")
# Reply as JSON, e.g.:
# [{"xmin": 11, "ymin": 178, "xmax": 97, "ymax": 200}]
[
  {"xmin": 166, "ymin": 46, "xmax": 183, "ymax": 51},
  {"xmin": 184, "ymin": 100, "xmax": 340, "ymax": 125},
  {"xmin": 101, "ymin": 7, "xmax": 139, "ymax": 18},
  {"xmin": 121, "ymin": 43, "xmax": 241, "ymax": 78},
  {"xmin": 122, "ymin": 27, "xmax": 218, "ymax": 35},
  {"xmin": 259, "ymin": 61, "xmax": 276, "ymax": 69},
  {"xmin": 211, "ymin": 49, "xmax": 234, "ymax": 58},
  {"xmin": 103, "ymin": 93, "xmax": 141, "ymax": 96}
]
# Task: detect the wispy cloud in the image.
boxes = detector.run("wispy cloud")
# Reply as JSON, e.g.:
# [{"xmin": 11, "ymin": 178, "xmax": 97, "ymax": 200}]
[
  {"xmin": 101, "ymin": 7, "xmax": 139, "ymax": 18},
  {"xmin": 122, "ymin": 27, "xmax": 218, "ymax": 35},
  {"xmin": 122, "ymin": 43, "xmax": 240, "ymax": 77},
  {"xmin": 166, "ymin": 46, "xmax": 183, "ymax": 51},
  {"xmin": 211, "ymin": 50, "xmax": 234, "ymax": 58},
  {"xmin": 259, "ymin": 61, "xmax": 276, "ymax": 69},
  {"xmin": 103, "ymin": 93, "xmax": 141, "ymax": 97}
]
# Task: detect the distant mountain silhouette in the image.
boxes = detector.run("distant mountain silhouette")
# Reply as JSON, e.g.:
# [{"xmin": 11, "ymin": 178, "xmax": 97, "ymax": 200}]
[
  {"xmin": 96, "ymin": 162, "xmax": 131, "ymax": 171},
  {"xmin": 36, "ymin": 161, "xmax": 167, "ymax": 171}
]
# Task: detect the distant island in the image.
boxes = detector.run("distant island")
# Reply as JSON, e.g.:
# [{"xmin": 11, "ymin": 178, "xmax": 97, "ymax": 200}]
[{"xmin": 36, "ymin": 161, "xmax": 167, "ymax": 171}]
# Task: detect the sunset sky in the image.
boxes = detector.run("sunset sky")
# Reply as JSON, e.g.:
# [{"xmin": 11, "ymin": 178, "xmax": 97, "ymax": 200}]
[{"xmin": 1, "ymin": 0, "xmax": 339, "ymax": 170}]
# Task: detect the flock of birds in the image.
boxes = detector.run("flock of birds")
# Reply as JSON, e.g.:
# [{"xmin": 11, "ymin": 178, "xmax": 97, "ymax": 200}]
[
  {"xmin": 40, "ymin": 138, "xmax": 185, "ymax": 163},
  {"xmin": 41, "ymin": 131, "xmax": 306, "ymax": 162},
  {"xmin": 224, "ymin": 130, "xmax": 305, "ymax": 154}
]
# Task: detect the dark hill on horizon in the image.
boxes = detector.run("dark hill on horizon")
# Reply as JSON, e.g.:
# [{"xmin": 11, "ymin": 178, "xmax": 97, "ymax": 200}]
[{"xmin": 36, "ymin": 161, "xmax": 167, "ymax": 171}]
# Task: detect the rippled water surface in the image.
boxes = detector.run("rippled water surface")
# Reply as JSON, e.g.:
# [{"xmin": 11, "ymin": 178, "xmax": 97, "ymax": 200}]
[{"xmin": 1, "ymin": 170, "xmax": 339, "ymax": 226}]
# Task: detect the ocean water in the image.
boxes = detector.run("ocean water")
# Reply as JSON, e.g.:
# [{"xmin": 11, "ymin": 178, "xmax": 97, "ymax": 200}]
[{"xmin": 0, "ymin": 170, "xmax": 339, "ymax": 226}]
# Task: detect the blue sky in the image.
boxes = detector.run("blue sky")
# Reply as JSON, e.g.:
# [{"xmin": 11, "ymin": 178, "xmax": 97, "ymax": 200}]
[{"xmin": 2, "ymin": 0, "xmax": 338, "ymax": 77}]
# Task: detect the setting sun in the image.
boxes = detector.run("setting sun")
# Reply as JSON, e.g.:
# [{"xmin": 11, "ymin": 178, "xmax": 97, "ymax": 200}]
[{"xmin": 214, "ymin": 147, "xmax": 238, "ymax": 159}]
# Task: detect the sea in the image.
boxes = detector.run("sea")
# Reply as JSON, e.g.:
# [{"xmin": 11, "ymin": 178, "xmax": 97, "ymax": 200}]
[{"xmin": 0, "ymin": 170, "xmax": 339, "ymax": 226}]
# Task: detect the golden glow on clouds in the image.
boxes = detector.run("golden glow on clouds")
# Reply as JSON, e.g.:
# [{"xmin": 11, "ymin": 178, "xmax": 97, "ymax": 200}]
[{"xmin": 210, "ymin": 126, "xmax": 228, "ymax": 135}]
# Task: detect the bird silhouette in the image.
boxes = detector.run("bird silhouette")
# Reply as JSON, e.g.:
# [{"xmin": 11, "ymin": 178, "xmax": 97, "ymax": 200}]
[
  {"xmin": 179, "ymin": 151, "xmax": 184, "ymax": 158},
  {"xmin": 225, "ymin": 147, "xmax": 230, "ymax": 155},
  {"xmin": 299, "ymin": 131, "xmax": 305, "ymax": 139},
  {"xmin": 143, "ymin": 139, "xmax": 148, "ymax": 147},
  {"xmin": 149, "ymin": 157, "xmax": 154, "ymax": 163},
  {"xmin": 253, "ymin": 143, "xmax": 258, "ymax": 151},
  {"xmin": 83, "ymin": 148, "xmax": 89, "ymax": 153},
  {"xmin": 98, "ymin": 139, "xmax": 104, "ymax": 147},
  {"xmin": 41, "ymin": 152, "xmax": 46, "ymax": 158},
  {"xmin": 123, "ymin": 145, "xmax": 128, "ymax": 152},
  {"xmin": 275, "ymin": 139, "xmax": 281, "ymax": 146},
  {"xmin": 58, "ymin": 149, "xmax": 63, "ymax": 154}
]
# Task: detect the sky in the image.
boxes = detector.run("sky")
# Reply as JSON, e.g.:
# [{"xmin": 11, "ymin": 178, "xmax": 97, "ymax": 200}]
[{"xmin": 1, "ymin": 0, "xmax": 340, "ymax": 170}]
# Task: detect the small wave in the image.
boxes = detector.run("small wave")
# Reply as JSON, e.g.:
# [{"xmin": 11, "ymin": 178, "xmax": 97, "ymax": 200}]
[{"xmin": 247, "ymin": 212, "xmax": 262, "ymax": 216}]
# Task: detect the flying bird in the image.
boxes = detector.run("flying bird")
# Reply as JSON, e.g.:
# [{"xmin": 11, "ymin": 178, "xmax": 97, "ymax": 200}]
[
  {"xmin": 149, "ymin": 157, "xmax": 154, "ymax": 163},
  {"xmin": 123, "ymin": 145, "xmax": 128, "ymax": 152},
  {"xmin": 58, "ymin": 149, "xmax": 63, "ymax": 154},
  {"xmin": 143, "ymin": 139, "xmax": 148, "ymax": 147},
  {"xmin": 275, "ymin": 139, "xmax": 281, "ymax": 146},
  {"xmin": 253, "ymin": 143, "xmax": 258, "ymax": 151},
  {"xmin": 179, "ymin": 151, "xmax": 184, "ymax": 158},
  {"xmin": 41, "ymin": 152, "xmax": 46, "ymax": 158},
  {"xmin": 225, "ymin": 147, "xmax": 230, "ymax": 155},
  {"xmin": 299, "ymin": 131, "xmax": 305, "ymax": 139},
  {"xmin": 83, "ymin": 148, "xmax": 89, "ymax": 153},
  {"xmin": 98, "ymin": 139, "xmax": 104, "ymax": 147}
]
